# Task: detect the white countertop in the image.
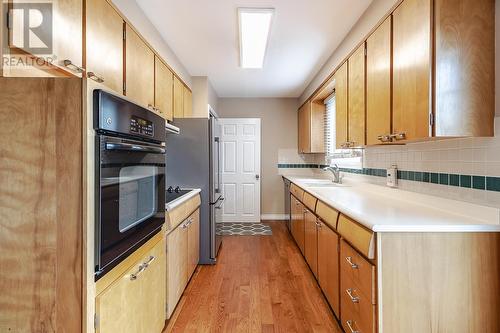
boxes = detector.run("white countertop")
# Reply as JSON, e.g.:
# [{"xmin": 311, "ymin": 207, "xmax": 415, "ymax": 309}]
[
  {"xmin": 165, "ymin": 189, "xmax": 201, "ymax": 212},
  {"xmin": 284, "ymin": 176, "xmax": 500, "ymax": 232}
]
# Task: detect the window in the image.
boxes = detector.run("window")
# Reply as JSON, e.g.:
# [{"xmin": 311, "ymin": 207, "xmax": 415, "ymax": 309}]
[{"xmin": 323, "ymin": 91, "xmax": 363, "ymax": 169}]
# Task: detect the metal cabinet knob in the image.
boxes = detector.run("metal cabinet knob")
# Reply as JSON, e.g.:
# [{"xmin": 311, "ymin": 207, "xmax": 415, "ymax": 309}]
[
  {"xmin": 345, "ymin": 256, "xmax": 358, "ymax": 269},
  {"xmin": 346, "ymin": 320, "xmax": 359, "ymax": 333},
  {"xmin": 346, "ymin": 288, "xmax": 360, "ymax": 303}
]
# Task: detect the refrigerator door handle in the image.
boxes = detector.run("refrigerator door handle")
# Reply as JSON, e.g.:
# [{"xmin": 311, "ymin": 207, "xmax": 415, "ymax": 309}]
[{"xmin": 215, "ymin": 137, "xmax": 221, "ymax": 193}]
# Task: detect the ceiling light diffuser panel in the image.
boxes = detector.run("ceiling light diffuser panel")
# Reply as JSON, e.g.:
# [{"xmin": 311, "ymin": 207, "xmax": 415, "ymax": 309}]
[{"xmin": 238, "ymin": 8, "xmax": 274, "ymax": 69}]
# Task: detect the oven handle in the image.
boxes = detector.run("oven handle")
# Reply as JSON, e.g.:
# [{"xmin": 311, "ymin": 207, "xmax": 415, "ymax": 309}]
[{"xmin": 105, "ymin": 142, "xmax": 165, "ymax": 154}]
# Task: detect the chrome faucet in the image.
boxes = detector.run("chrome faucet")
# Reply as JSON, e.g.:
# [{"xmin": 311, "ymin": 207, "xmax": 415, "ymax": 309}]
[{"xmin": 323, "ymin": 164, "xmax": 343, "ymax": 184}]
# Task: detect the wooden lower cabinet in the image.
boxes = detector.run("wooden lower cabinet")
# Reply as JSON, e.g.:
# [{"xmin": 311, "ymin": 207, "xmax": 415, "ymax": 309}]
[
  {"xmin": 95, "ymin": 237, "xmax": 166, "ymax": 333},
  {"xmin": 340, "ymin": 240, "xmax": 376, "ymax": 333},
  {"xmin": 187, "ymin": 209, "xmax": 200, "ymax": 279},
  {"xmin": 166, "ymin": 208, "xmax": 200, "ymax": 318},
  {"xmin": 317, "ymin": 222, "xmax": 340, "ymax": 318},
  {"xmin": 304, "ymin": 208, "xmax": 318, "ymax": 277},
  {"xmin": 291, "ymin": 195, "xmax": 305, "ymax": 254}
]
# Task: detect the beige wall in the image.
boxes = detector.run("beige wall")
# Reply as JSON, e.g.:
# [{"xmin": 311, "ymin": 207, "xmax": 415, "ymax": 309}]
[{"xmin": 217, "ymin": 98, "xmax": 299, "ymax": 217}]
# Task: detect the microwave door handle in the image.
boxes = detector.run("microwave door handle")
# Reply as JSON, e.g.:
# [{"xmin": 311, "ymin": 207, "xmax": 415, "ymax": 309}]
[{"xmin": 105, "ymin": 142, "xmax": 165, "ymax": 154}]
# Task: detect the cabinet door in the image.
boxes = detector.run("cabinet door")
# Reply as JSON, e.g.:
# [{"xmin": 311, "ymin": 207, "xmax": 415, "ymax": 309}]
[
  {"xmin": 393, "ymin": 0, "xmax": 431, "ymax": 141},
  {"xmin": 86, "ymin": 0, "xmax": 124, "ymax": 93},
  {"xmin": 6, "ymin": 0, "xmax": 82, "ymax": 76},
  {"xmin": 173, "ymin": 76, "xmax": 184, "ymax": 118},
  {"xmin": 154, "ymin": 56, "xmax": 174, "ymax": 121},
  {"xmin": 291, "ymin": 197, "xmax": 305, "ymax": 254},
  {"xmin": 298, "ymin": 102, "xmax": 311, "ymax": 153},
  {"xmin": 304, "ymin": 209, "xmax": 318, "ymax": 277},
  {"xmin": 366, "ymin": 17, "xmax": 392, "ymax": 145},
  {"xmin": 125, "ymin": 24, "xmax": 155, "ymax": 108},
  {"xmin": 318, "ymin": 223, "xmax": 340, "ymax": 318},
  {"xmin": 334, "ymin": 62, "xmax": 348, "ymax": 149},
  {"xmin": 166, "ymin": 222, "xmax": 188, "ymax": 318},
  {"xmin": 96, "ymin": 238, "xmax": 166, "ymax": 333},
  {"xmin": 183, "ymin": 87, "xmax": 193, "ymax": 118},
  {"xmin": 187, "ymin": 209, "xmax": 200, "ymax": 279},
  {"xmin": 348, "ymin": 43, "xmax": 366, "ymax": 147}
]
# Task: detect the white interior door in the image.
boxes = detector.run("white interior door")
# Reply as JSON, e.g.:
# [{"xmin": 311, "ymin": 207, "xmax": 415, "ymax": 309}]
[{"xmin": 220, "ymin": 118, "xmax": 261, "ymax": 223}]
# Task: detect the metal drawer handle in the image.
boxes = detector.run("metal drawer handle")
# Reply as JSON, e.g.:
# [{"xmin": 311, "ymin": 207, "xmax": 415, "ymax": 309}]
[
  {"xmin": 377, "ymin": 134, "xmax": 391, "ymax": 143},
  {"xmin": 143, "ymin": 255, "xmax": 155, "ymax": 267},
  {"xmin": 63, "ymin": 59, "xmax": 85, "ymax": 73},
  {"xmin": 345, "ymin": 256, "xmax": 358, "ymax": 269},
  {"xmin": 346, "ymin": 288, "xmax": 360, "ymax": 303},
  {"xmin": 130, "ymin": 263, "xmax": 147, "ymax": 280},
  {"xmin": 87, "ymin": 71, "xmax": 105, "ymax": 83},
  {"xmin": 390, "ymin": 132, "xmax": 406, "ymax": 141},
  {"xmin": 346, "ymin": 320, "xmax": 359, "ymax": 333}
]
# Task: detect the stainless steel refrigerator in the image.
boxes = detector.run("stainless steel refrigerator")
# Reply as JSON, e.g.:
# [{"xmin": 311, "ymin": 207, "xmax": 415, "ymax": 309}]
[{"xmin": 166, "ymin": 114, "xmax": 223, "ymax": 264}]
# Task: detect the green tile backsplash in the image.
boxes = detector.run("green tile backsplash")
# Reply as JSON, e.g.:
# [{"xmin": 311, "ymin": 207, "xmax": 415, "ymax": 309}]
[{"xmin": 277, "ymin": 163, "xmax": 500, "ymax": 193}]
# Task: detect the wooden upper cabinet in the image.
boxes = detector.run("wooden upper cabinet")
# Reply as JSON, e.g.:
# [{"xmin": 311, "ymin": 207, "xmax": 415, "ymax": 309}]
[
  {"xmin": 334, "ymin": 62, "xmax": 348, "ymax": 149},
  {"xmin": 434, "ymin": 0, "xmax": 494, "ymax": 137},
  {"xmin": 366, "ymin": 17, "xmax": 392, "ymax": 145},
  {"xmin": 298, "ymin": 101, "xmax": 325, "ymax": 154},
  {"xmin": 298, "ymin": 102, "xmax": 311, "ymax": 153},
  {"xmin": 125, "ymin": 24, "xmax": 155, "ymax": 108},
  {"xmin": 154, "ymin": 56, "xmax": 174, "ymax": 121},
  {"xmin": 348, "ymin": 43, "xmax": 366, "ymax": 147},
  {"xmin": 392, "ymin": 0, "xmax": 431, "ymax": 141},
  {"xmin": 183, "ymin": 87, "xmax": 193, "ymax": 118},
  {"xmin": 173, "ymin": 76, "xmax": 184, "ymax": 118},
  {"xmin": 6, "ymin": 0, "xmax": 82, "ymax": 77},
  {"xmin": 86, "ymin": 0, "xmax": 124, "ymax": 93}
]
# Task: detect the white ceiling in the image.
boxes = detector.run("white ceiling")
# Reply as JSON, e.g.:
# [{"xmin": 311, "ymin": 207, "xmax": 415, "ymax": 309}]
[{"xmin": 137, "ymin": 0, "xmax": 372, "ymax": 98}]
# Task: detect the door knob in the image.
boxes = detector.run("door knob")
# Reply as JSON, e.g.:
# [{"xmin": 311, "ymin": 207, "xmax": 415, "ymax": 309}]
[{"xmin": 256, "ymin": 175, "xmax": 260, "ymax": 180}]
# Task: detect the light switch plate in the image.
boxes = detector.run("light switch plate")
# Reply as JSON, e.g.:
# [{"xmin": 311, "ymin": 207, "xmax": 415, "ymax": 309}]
[{"xmin": 387, "ymin": 165, "xmax": 398, "ymax": 188}]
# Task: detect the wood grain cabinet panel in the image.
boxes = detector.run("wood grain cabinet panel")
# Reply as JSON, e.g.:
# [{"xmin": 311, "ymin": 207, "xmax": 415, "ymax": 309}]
[
  {"xmin": 348, "ymin": 43, "xmax": 366, "ymax": 147},
  {"xmin": 291, "ymin": 196, "xmax": 305, "ymax": 255},
  {"xmin": 125, "ymin": 24, "xmax": 155, "ymax": 108},
  {"xmin": 334, "ymin": 62, "xmax": 348, "ymax": 149},
  {"xmin": 304, "ymin": 209, "xmax": 318, "ymax": 278},
  {"xmin": 154, "ymin": 56, "xmax": 174, "ymax": 121},
  {"xmin": 366, "ymin": 17, "xmax": 392, "ymax": 145},
  {"xmin": 0, "ymin": 78, "xmax": 82, "ymax": 333},
  {"xmin": 167, "ymin": 220, "xmax": 189, "ymax": 318},
  {"xmin": 434, "ymin": 0, "xmax": 494, "ymax": 137},
  {"xmin": 173, "ymin": 76, "xmax": 184, "ymax": 118},
  {"xmin": 96, "ymin": 237, "xmax": 166, "ymax": 333},
  {"xmin": 392, "ymin": 0, "xmax": 431, "ymax": 141},
  {"xmin": 5, "ymin": 0, "xmax": 82, "ymax": 77},
  {"xmin": 298, "ymin": 101, "xmax": 325, "ymax": 153},
  {"xmin": 183, "ymin": 87, "xmax": 193, "ymax": 118},
  {"xmin": 298, "ymin": 102, "xmax": 311, "ymax": 153},
  {"xmin": 317, "ymin": 222, "xmax": 340, "ymax": 318},
  {"xmin": 86, "ymin": 0, "xmax": 124, "ymax": 93},
  {"xmin": 187, "ymin": 209, "xmax": 200, "ymax": 278}
]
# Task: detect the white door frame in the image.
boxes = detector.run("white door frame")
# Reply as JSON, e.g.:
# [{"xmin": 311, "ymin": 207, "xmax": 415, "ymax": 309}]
[{"xmin": 220, "ymin": 118, "xmax": 261, "ymax": 223}]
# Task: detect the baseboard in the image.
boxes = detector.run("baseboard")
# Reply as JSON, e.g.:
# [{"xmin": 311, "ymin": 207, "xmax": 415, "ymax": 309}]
[{"xmin": 260, "ymin": 214, "xmax": 289, "ymax": 221}]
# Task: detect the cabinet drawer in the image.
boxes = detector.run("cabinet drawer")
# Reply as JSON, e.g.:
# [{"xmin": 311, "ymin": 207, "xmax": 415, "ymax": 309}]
[
  {"xmin": 340, "ymin": 240, "xmax": 376, "ymax": 304},
  {"xmin": 316, "ymin": 201, "xmax": 339, "ymax": 230},
  {"xmin": 302, "ymin": 192, "xmax": 317, "ymax": 211},
  {"xmin": 338, "ymin": 214, "xmax": 375, "ymax": 259},
  {"xmin": 290, "ymin": 183, "xmax": 304, "ymax": 200},
  {"xmin": 341, "ymin": 276, "xmax": 376, "ymax": 333}
]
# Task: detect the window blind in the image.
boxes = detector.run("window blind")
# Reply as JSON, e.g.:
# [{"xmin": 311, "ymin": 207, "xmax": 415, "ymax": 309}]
[{"xmin": 324, "ymin": 92, "xmax": 336, "ymax": 158}]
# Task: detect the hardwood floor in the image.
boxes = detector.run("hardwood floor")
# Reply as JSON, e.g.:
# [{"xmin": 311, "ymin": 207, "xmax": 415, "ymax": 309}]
[{"xmin": 164, "ymin": 221, "xmax": 342, "ymax": 333}]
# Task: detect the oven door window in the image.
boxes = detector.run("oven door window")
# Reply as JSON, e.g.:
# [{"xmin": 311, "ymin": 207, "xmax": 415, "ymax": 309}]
[{"xmin": 119, "ymin": 166, "xmax": 158, "ymax": 232}]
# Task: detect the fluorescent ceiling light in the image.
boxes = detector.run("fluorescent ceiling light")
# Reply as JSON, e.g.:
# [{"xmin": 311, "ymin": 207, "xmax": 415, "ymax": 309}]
[{"xmin": 238, "ymin": 8, "xmax": 274, "ymax": 69}]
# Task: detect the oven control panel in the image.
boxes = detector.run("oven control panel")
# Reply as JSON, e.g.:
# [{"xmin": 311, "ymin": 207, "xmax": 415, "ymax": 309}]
[{"xmin": 130, "ymin": 116, "xmax": 154, "ymax": 137}]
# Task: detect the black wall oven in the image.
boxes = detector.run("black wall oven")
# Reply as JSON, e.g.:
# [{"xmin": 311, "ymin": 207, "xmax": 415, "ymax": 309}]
[{"xmin": 94, "ymin": 90, "xmax": 166, "ymax": 280}]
